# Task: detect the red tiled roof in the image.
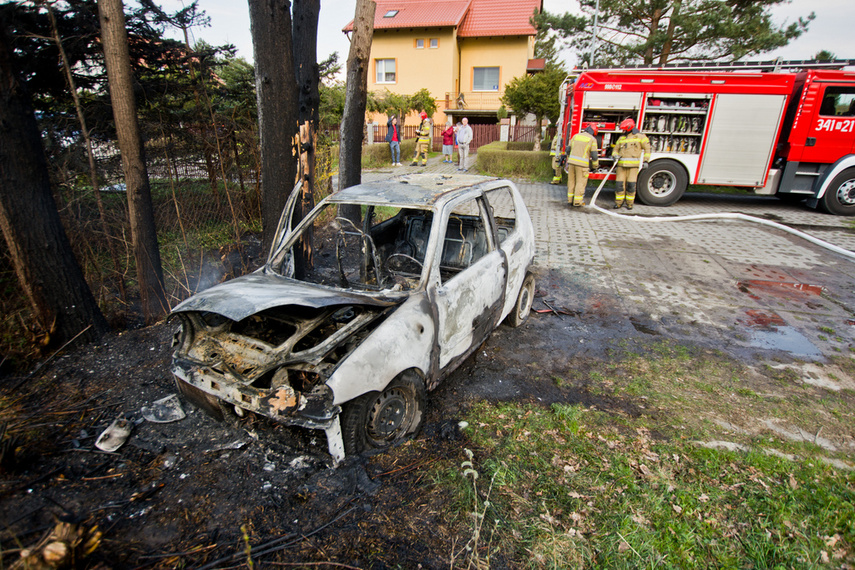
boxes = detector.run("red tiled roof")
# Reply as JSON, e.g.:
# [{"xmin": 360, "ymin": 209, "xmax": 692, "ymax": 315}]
[
  {"xmin": 342, "ymin": 0, "xmax": 541, "ymax": 37},
  {"xmin": 457, "ymin": 0, "xmax": 541, "ymax": 37},
  {"xmin": 343, "ymin": 0, "xmax": 471, "ymax": 32},
  {"xmin": 527, "ymin": 58, "xmax": 546, "ymax": 71}
]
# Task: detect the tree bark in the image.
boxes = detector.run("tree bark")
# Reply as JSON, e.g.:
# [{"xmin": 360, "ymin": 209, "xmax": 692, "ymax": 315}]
[
  {"xmin": 292, "ymin": 0, "xmax": 320, "ymax": 278},
  {"xmin": 338, "ymin": 0, "xmax": 375, "ymax": 223},
  {"xmin": 0, "ymin": 25, "xmax": 108, "ymax": 346},
  {"xmin": 248, "ymin": 0, "xmax": 298, "ymax": 254},
  {"xmin": 45, "ymin": 2, "xmax": 126, "ymax": 303},
  {"xmin": 658, "ymin": 0, "xmax": 682, "ymax": 65},
  {"xmin": 98, "ymin": 0, "xmax": 168, "ymax": 323}
]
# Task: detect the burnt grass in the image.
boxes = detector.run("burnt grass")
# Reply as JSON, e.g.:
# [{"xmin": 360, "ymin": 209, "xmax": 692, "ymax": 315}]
[{"xmin": 0, "ymin": 267, "xmax": 730, "ymax": 569}]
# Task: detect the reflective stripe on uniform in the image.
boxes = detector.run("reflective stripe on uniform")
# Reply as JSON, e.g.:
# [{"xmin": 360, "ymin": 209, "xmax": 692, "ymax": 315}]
[
  {"xmin": 567, "ymin": 132, "xmax": 598, "ymax": 168},
  {"xmin": 416, "ymin": 120, "xmax": 431, "ymax": 143},
  {"xmin": 613, "ymin": 131, "xmax": 651, "ymax": 168}
]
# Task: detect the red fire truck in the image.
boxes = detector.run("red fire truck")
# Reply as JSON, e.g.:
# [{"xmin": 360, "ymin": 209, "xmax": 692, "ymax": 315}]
[{"xmin": 555, "ymin": 60, "xmax": 855, "ymax": 215}]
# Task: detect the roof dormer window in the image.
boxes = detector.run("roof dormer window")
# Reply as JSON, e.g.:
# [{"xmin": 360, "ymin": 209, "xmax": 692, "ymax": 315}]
[{"xmin": 384, "ymin": 10, "xmax": 399, "ymax": 18}]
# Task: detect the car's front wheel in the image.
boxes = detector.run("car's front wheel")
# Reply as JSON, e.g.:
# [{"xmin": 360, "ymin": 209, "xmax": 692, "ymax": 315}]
[{"xmin": 341, "ymin": 371, "xmax": 426, "ymax": 455}]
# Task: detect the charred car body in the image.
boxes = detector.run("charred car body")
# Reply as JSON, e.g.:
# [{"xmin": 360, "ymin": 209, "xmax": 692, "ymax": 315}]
[{"xmin": 170, "ymin": 174, "xmax": 536, "ymax": 461}]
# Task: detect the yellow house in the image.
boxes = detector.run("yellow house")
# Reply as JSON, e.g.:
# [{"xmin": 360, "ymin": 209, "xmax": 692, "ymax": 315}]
[{"xmin": 343, "ymin": 0, "xmax": 542, "ymax": 126}]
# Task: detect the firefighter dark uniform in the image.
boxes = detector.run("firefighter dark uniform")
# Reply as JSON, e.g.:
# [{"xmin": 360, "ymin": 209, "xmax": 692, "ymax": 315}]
[
  {"xmin": 410, "ymin": 111, "xmax": 431, "ymax": 166},
  {"xmin": 612, "ymin": 118, "xmax": 651, "ymax": 209},
  {"xmin": 550, "ymin": 135, "xmax": 562, "ymax": 184},
  {"xmin": 564, "ymin": 125, "xmax": 599, "ymax": 207}
]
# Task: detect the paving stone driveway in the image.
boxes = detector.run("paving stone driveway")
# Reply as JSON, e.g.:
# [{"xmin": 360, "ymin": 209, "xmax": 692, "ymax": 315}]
[{"xmin": 363, "ymin": 156, "xmax": 855, "ymax": 361}]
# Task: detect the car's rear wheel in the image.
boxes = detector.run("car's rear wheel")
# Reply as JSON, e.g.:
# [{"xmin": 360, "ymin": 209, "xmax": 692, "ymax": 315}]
[
  {"xmin": 507, "ymin": 273, "xmax": 535, "ymax": 327},
  {"xmin": 341, "ymin": 371, "xmax": 426, "ymax": 455}
]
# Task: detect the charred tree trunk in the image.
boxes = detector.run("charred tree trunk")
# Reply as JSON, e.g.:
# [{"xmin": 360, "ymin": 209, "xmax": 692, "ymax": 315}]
[
  {"xmin": 338, "ymin": 0, "xmax": 375, "ymax": 223},
  {"xmin": 0, "ymin": 26, "xmax": 108, "ymax": 346},
  {"xmin": 98, "ymin": 0, "xmax": 167, "ymax": 323},
  {"xmin": 248, "ymin": 0, "xmax": 298, "ymax": 254},
  {"xmin": 292, "ymin": 0, "xmax": 320, "ymax": 279}
]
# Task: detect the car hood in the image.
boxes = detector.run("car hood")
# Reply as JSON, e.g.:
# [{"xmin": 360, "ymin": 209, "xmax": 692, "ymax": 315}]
[{"xmin": 171, "ymin": 272, "xmax": 404, "ymax": 321}]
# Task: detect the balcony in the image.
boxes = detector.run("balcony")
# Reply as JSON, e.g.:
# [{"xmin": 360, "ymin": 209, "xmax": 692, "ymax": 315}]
[{"xmin": 444, "ymin": 91, "xmax": 503, "ymax": 112}]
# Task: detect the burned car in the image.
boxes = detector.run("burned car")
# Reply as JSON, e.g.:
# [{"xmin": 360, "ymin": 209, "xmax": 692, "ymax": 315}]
[{"xmin": 170, "ymin": 174, "xmax": 535, "ymax": 461}]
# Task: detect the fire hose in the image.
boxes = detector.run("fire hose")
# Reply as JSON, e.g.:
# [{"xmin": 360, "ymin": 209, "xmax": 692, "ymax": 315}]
[{"xmin": 586, "ymin": 162, "xmax": 855, "ymax": 262}]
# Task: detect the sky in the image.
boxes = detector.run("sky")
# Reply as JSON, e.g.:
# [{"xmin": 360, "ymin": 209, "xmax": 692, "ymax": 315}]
[{"xmin": 155, "ymin": 0, "xmax": 855, "ymax": 69}]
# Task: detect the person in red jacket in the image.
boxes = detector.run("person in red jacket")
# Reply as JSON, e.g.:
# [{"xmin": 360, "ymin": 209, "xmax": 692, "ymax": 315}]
[{"xmin": 441, "ymin": 121, "xmax": 455, "ymax": 163}]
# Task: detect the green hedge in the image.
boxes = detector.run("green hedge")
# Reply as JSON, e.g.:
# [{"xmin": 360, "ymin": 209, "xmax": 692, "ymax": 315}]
[
  {"xmin": 476, "ymin": 141, "xmax": 554, "ymax": 180},
  {"xmin": 362, "ymin": 139, "xmax": 418, "ymax": 168}
]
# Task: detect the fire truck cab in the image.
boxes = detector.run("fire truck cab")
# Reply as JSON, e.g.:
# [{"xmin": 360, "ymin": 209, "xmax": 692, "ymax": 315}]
[{"xmin": 557, "ymin": 61, "xmax": 855, "ymax": 215}]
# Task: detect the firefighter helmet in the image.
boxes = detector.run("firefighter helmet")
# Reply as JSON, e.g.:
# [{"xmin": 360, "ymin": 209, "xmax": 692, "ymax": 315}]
[
  {"xmin": 420, "ymin": 111, "xmax": 428, "ymax": 120},
  {"xmin": 586, "ymin": 124, "xmax": 599, "ymax": 136},
  {"xmin": 620, "ymin": 118, "xmax": 635, "ymax": 132}
]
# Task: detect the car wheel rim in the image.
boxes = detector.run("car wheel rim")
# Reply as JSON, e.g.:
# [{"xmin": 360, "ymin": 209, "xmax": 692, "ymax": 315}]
[
  {"xmin": 367, "ymin": 388, "xmax": 410, "ymax": 441},
  {"xmin": 518, "ymin": 283, "xmax": 532, "ymax": 318},
  {"xmin": 836, "ymin": 178, "xmax": 855, "ymax": 206},
  {"xmin": 649, "ymin": 172, "xmax": 676, "ymax": 197}
]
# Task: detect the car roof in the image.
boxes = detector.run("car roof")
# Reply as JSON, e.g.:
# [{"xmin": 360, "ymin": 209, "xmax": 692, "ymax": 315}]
[{"xmin": 327, "ymin": 174, "xmax": 502, "ymax": 208}]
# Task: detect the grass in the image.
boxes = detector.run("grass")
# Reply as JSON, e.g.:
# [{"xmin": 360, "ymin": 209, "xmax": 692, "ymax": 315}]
[
  {"xmin": 433, "ymin": 340, "xmax": 855, "ymax": 568},
  {"xmin": 444, "ymin": 402, "xmax": 854, "ymax": 569}
]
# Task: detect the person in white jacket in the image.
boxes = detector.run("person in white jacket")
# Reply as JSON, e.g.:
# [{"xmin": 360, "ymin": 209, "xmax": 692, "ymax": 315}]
[{"xmin": 455, "ymin": 117, "xmax": 473, "ymax": 171}]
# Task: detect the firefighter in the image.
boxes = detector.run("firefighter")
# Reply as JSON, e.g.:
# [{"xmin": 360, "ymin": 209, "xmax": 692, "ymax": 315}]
[
  {"xmin": 549, "ymin": 134, "xmax": 563, "ymax": 184},
  {"xmin": 410, "ymin": 111, "xmax": 431, "ymax": 166},
  {"xmin": 563, "ymin": 124, "xmax": 599, "ymax": 207},
  {"xmin": 612, "ymin": 117, "xmax": 651, "ymax": 210}
]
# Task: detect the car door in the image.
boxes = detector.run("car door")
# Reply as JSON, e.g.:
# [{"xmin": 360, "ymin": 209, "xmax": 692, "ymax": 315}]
[
  {"xmin": 801, "ymin": 85, "xmax": 855, "ymax": 164},
  {"xmin": 433, "ymin": 195, "xmax": 506, "ymax": 371},
  {"xmin": 266, "ymin": 180, "xmax": 304, "ymax": 276}
]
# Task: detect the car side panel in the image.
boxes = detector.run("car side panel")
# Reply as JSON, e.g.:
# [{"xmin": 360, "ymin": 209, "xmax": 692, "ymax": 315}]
[
  {"xmin": 326, "ymin": 294, "xmax": 435, "ymax": 405},
  {"xmin": 497, "ymin": 187, "xmax": 536, "ymax": 322}
]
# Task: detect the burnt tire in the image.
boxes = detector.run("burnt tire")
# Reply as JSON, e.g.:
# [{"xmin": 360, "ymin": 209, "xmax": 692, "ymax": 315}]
[
  {"xmin": 820, "ymin": 168, "xmax": 855, "ymax": 216},
  {"xmin": 636, "ymin": 160, "xmax": 688, "ymax": 206},
  {"xmin": 507, "ymin": 272, "xmax": 535, "ymax": 327},
  {"xmin": 341, "ymin": 371, "xmax": 426, "ymax": 455}
]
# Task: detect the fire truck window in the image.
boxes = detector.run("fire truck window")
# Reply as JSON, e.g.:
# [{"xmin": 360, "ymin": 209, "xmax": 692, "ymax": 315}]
[{"xmin": 820, "ymin": 87, "xmax": 855, "ymax": 116}]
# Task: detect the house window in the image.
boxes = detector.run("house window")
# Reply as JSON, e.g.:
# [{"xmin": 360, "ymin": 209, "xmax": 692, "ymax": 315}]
[
  {"xmin": 415, "ymin": 38, "xmax": 425, "ymax": 49},
  {"xmin": 376, "ymin": 59, "xmax": 396, "ymax": 84},
  {"xmin": 473, "ymin": 67, "xmax": 500, "ymax": 91},
  {"xmin": 383, "ymin": 10, "xmax": 398, "ymax": 18},
  {"xmin": 429, "ymin": 38, "xmax": 439, "ymax": 49}
]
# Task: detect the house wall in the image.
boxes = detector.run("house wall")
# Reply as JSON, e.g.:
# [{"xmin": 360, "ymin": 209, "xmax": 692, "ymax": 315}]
[
  {"xmin": 457, "ymin": 36, "xmax": 532, "ymax": 94},
  {"xmin": 368, "ymin": 30, "xmax": 534, "ymax": 126},
  {"xmin": 369, "ymin": 28, "xmax": 458, "ymax": 125}
]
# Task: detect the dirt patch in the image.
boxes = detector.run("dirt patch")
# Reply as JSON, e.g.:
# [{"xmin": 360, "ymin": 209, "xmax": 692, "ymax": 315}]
[{"xmin": 1, "ymin": 264, "xmax": 853, "ymax": 567}]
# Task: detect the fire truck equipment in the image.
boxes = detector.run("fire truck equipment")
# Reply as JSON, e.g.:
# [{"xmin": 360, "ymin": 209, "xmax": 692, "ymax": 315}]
[{"xmin": 554, "ymin": 59, "xmax": 855, "ymax": 215}]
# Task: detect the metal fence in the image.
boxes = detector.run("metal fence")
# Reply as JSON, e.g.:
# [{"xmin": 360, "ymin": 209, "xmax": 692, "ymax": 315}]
[
  {"xmin": 372, "ymin": 123, "xmax": 501, "ymax": 151},
  {"xmin": 0, "ymin": 141, "xmax": 336, "ymax": 366}
]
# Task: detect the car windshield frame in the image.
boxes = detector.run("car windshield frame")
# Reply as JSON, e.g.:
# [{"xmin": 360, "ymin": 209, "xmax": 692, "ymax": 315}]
[{"xmin": 266, "ymin": 197, "xmax": 443, "ymax": 294}]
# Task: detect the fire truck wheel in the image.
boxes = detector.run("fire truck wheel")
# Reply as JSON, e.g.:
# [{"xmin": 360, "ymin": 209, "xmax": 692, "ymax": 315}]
[
  {"xmin": 636, "ymin": 160, "xmax": 687, "ymax": 206},
  {"xmin": 821, "ymin": 168, "xmax": 855, "ymax": 216}
]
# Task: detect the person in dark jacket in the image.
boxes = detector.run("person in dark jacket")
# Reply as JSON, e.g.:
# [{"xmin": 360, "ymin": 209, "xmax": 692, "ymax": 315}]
[{"xmin": 386, "ymin": 115, "xmax": 401, "ymax": 166}]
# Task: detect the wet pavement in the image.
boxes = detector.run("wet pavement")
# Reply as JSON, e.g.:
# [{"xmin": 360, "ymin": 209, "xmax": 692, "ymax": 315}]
[{"xmin": 362, "ymin": 154, "xmax": 855, "ymax": 363}]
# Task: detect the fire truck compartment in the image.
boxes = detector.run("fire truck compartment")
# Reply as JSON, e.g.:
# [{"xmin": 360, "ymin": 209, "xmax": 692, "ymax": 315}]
[{"xmin": 697, "ymin": 94, "xmax": 788, "ymax": 186}]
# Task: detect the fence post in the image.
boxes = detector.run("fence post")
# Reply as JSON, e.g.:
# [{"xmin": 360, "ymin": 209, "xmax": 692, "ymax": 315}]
[
  {"xmin": 500, "ymin": 118, "xmax": 510, "ymax": 142},
  {"xmin": 366, "ymin": 122, "xmax": 376, "ymax": 145}
]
